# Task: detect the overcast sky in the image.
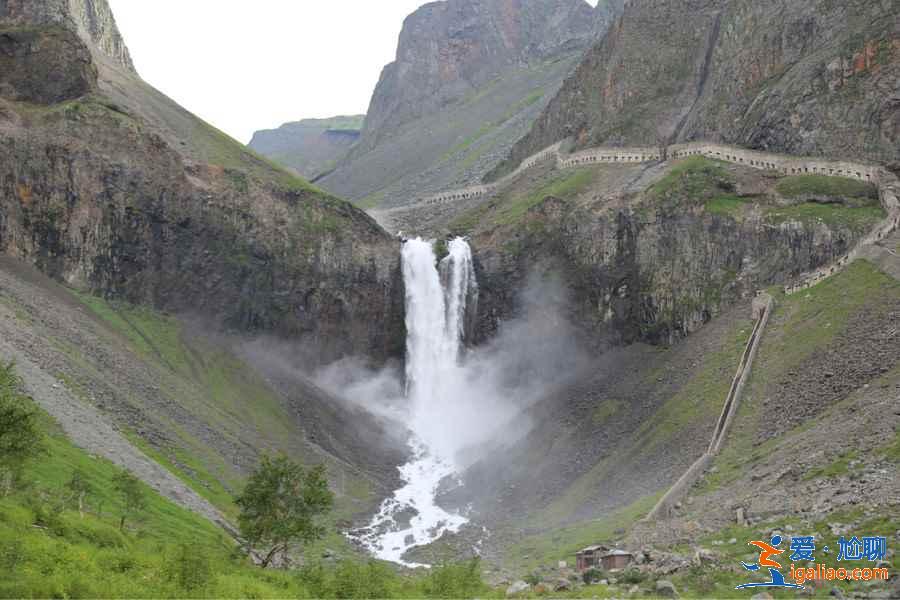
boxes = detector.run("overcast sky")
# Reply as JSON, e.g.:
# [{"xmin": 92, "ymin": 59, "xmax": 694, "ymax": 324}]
[{"xmin": 109, "ymin": 1, "xmax": 598, "ymax": 144}]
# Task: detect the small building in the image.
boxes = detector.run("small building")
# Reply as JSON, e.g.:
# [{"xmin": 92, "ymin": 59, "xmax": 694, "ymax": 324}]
[
  {"xmin": 599, "ymin": 549, "xmax": 634, "ymax": 571},
  {"xmin": 575, "ymin": 545, "xmax": 605, "ymax": 572}
]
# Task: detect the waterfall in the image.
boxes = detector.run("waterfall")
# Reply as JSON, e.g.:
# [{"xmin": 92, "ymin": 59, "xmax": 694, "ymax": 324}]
[{"xmin": 349, "ymin": 237, "xmax": 477, "ymax": 567}]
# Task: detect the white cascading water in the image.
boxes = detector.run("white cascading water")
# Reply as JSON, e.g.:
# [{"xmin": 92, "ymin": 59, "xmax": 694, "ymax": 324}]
[{"xmin": 350, "ymin": 237, "xmax": 477, "ymax": 567}]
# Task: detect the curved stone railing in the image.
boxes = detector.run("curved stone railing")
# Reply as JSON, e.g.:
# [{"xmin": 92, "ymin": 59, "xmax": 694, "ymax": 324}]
[
  {"xmin": 782, "ymin": 168, "xmax": 899, "ymax": 294},
  {"xmin": 559, "ymin": 145, "xmax": 663, "ymax": 168},
  {"xmin": 416, "ymin": 142, "xmax": 566, "ymax": 206},
  {"xmin": 400, "ymin": 142, "xmax": 896, "ymax": 523},
  {"xmin": 645, "ymin": 292, "xmax": 773, "ymax": 521},
  {"xmin": 409, "ymin": 139, "xmax": 899, "ymax": 295}
]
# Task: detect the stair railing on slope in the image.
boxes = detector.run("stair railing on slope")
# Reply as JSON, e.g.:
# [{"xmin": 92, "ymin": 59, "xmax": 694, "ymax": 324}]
[{"xmin": 643, "ymin": 292, "xmax": 773, "ymax": 521}]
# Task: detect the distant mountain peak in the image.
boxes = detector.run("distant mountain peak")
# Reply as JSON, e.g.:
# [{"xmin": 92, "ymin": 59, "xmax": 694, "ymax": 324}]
[{"xmin": 360, "ymin": 0, "xmax": 598, "ymax": 148}]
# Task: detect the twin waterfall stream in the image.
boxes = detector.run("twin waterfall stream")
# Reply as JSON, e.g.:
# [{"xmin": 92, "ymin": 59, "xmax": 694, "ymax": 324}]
[{"xmin": 350, "ymin": 237, "xmax": 478, "ymax": 567}]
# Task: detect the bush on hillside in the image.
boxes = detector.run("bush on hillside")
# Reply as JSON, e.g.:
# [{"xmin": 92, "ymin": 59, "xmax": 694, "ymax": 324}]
[
  {"xmin": 0, "ymin": 362, "xmax": 44, "ymax": 494},
  {"xmin": 236, "ymin": 454, "xmax": 334, "ymax": 568}
]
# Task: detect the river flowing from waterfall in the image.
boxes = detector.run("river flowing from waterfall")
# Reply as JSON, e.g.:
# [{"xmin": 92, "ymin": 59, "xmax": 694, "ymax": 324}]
[{"xmin": 349, "ymin": 237, "xmax": 477, "ymax": 567}]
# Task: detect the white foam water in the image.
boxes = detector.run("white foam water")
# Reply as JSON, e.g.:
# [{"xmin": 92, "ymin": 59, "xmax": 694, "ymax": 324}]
[{"xmin": 350, "ymin": 237, "xmax": 477, "ymax": 567}]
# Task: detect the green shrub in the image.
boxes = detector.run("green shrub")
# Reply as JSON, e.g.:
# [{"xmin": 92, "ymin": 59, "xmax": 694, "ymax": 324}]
[
  {"xmin": 296, "ymin": 559, "xmax": 403, "ymax": 599},
  {"xmin": 582, "ymin": 567, "xmax": 602, "ymax": 585},
  {"xmin": 422, "ymin": 558, "xmax": 485, "ymax": 599},
  {"xmin": 297, "ymin": 561, "xmax": 333, "ymax": 598},
  {"xmin": 0, "ymin": 538, "xmax": 21, "ymax": 570},
  {"xmin": 0, "ymin": 362, "xmax": 45, "ymax": 494},
  {"xmin": 620, "ymin": 567, "xmax": 646, "ymax": 584}
]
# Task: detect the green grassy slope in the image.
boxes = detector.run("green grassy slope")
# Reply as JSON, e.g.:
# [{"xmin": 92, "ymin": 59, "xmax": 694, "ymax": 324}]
[
  {"xmin": 66, "ymin": 292, "xmax": 383, "ymax": 556},
  {"xmin": 450, "ymin": 167, "xmax": 598, "ymax": 233},
  {"xmin": 0, "ymin": 364, "xmax": 300, "ymax": 598},
  {"xmin": 700, "ymin": 260, "xmax": 899, "ymax": 493},
  {"xmin": 0, "ymin": 366, "xmax": 498, "ymax": 598},
  {"xmin": 663, "ymin": 260, "xmax": 900, "ymax": 597},
  {"xmin": 505, "ymin": 327, "xmax": 751, "ymax": 572}
]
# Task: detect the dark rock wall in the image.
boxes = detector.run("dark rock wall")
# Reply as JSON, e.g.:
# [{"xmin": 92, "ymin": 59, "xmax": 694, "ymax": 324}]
[
  {"xmin": 0, "ymin": 0, "xmax": 135, "ymax": 72},
  {"xmin": 473, "ymin": 197, "xmax": 862, "ymax": 347},
  {"xmin": 0, "ymin": 2, "xmax": 407, "ymax": 365},
  {"xmin": 0, "ymin": 26, "xmax": 97, "ymax": 104},
  {"xmin": 0, "ymin": 106, "xmax": 406, "ymax": 364},
  {"xmin": 495, "ymin": 0, "xmax": 899, "ymax": 179}
]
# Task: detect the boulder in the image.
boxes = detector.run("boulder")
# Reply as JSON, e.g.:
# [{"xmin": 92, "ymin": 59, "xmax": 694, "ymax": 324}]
[
  {"xmin": 506, "ymin": 581, "xmax": 530, "ymax": 597},
  {"xmin": 693, "ymin": 547, "xmax": 716, "ymax": 565},
  {"xmin": 553, "ymin": 578, "xmax": 571, "ymax": 592},
  {"xmin": 656, "ymin": 580, "xmax": 679, "ymax": 598}
]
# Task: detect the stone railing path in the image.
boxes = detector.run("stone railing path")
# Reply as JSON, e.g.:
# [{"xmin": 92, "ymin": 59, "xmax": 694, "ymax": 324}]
[
  {"xmin": 644, "ymin": 292, "xmax": 774, "ymax": 521},
  {"xmin": 391, "ymin": 140, "xmax": 897, "ymax": 526},
  {"xmin": 401, "ymin": 139, "xmax": 899, "ymax": 295}
]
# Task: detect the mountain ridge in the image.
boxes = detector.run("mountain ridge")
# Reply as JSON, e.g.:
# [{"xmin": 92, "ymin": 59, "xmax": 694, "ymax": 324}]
[
  {"xmin": 492, "ymin": 0, "xmax": 900, "ymax": 180},
  {"xmin": 295, "ymin": 0, "xmax": 624, "ymax": 208},
  {"xmin": 248, "ymin": 115, "xmax": 364, "ymax": 179}
]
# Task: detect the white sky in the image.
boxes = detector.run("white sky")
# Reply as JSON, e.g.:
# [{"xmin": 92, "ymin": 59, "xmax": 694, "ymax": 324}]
[{"xmin": 109, "ymin": 1, "xmax": 598, "ymax": 144}]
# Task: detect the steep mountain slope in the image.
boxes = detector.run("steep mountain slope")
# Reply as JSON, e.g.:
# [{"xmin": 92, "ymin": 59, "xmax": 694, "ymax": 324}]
[
  {"xmin": 0, "ymin": 0, "xmax": 135, "ymax": 72},
  {"xmin": 479, "ymin": 260, "xmax": 899, "ymax": 597},
  {"xmin": 314, "ymin": 0, "xmax": 623, "ymax": 208},
  {"xmin": 0, "ymin": 257, "xmax": 406, "ymax": 529},
  {"xmin": 248, "ymin": 115, "xmax": 364, "ymax": 179},
  {"xmin": 0, "ymin": 0, "xmax": 405, "ymax": 364},
  {"xmin": 357, "ymin": 0, "xmax": 595, "ymax": 149},
  {"xmin": 0, "ymin": 0, "xmax": 415, "ymax": 551},
  {"xmin": 416, "ymin": 153, "xmax": 898, "ymax": 577},
  {"xmin": 494, "ymin": 0, "xmax": 899, "ymax": 179}
]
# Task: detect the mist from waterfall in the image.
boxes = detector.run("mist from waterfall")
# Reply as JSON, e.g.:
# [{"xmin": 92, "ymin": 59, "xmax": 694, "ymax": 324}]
[
  {"xmin": 340, "ymin": 236, "xmax": 588, "ymax": 566},
  {"xmin": 349, "ymin": 237, "xmax": 476, "ymax": 566}
]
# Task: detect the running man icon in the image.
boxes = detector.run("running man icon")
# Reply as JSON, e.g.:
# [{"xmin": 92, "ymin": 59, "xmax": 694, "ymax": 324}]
[{"xmin": 735, "ymin": 535, "xmax": 804, "ymax": 590}]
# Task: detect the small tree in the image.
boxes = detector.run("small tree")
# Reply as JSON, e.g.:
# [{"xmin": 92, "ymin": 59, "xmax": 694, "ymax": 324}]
[
  {"xmin": 235, "ymin": 455, "xmax": 333, "ymax": 568},
  {"xmin": 113, "ymin": 469, "xmax": 147, "ymax": 531},
  {"xmin": 0, "ymin": 362, "xmax": 44, "ymax": 495},
  {"xmin": 66, "ymin": 469, "xmax": 92, "ymax": 518}
]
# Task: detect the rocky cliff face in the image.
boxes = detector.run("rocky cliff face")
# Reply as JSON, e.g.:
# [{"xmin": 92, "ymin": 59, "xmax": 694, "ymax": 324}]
[
  {"xmin": 317, "ymin": 0, "xmax": 622, "ymax": 208},
  {"xmin": 0, "ymin": 0, "xmax": 405, "ymax": 365},
  {"xmin": 464, "ymin": 159, "xmax": 879, "ymax": 347},
  {"xmin": 249, "ymin": 116, "xmax": 363, "ymax": 180},
  {"xmin": 494, "ymin": 0, "xmax": 899, "ymax": 179},
  {"xmin": 592, "ymin": 0, "xmax": 625, "ymax": 38},
  {"xmin": 358, "ymin": 0, "xmax": 595, "ymax": 150},
  {"xmin": 0, "ymin": 0, "xmax": 135, "ymax": 72}
]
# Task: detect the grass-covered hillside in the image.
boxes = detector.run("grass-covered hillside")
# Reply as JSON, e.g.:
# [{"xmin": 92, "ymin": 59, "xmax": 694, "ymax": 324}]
[
  {"xmin": 0, "ymin": 360, "xmax": 499, "ymax": 598},
  {"xmin": 650, "ymin": 259, "xmax": 900, "ymax": 598},
  {"xmin": 446, "ymin": 259, "xmax": 898, "ymax": 599},
  {"xmin": 0, "ymin": 257, "xmax": 407, "ymax": 569}
]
